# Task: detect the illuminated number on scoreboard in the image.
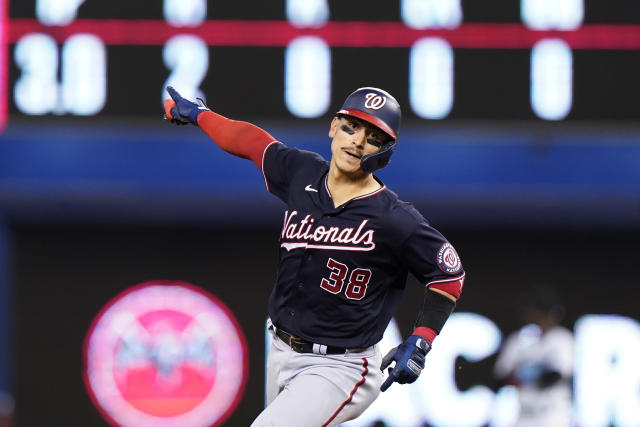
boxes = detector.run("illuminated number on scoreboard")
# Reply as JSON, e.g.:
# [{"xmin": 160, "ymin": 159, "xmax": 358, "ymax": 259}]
[
  {"xmin": 61, "ymin": 35, "xmax": 106, "ymax": 115},
  {"xmin": 164, "ymin": 0, "xmax": 206, "ymax": 27},
  {"xmin": 286, "ymin": 0, "xmax": 328, "ymax": 28},
  {"xmin": 521, "ymin": 0, "xmax": 583, "ymax": 30},
  {"xmin": 410, "ymin": 38, "xmax": 454, "ymax": 120},
  {"xmin": 285, "ymin": 0, "xmax": 331, "ymax": 118},
  {"xmin": 401, "ymin": 0, "xmax": 462, "ymax": 29},
  {"xmin": 13, "ymin": 34, "xmax": 58, "ymax": 115},
  {"xmin": 36, "ymin": 0, "xmax": 85, "ymax": 26},
  {"xmin": 14, "ymin": 0, "xmax": 106, "ymax": 116},
  {"xmin": 403, "ymin": 0, "xmax": 459, "ymax": 119},
  {"xmin": 14, "ymin": 33, "xmax": 106, "ymax": 115},
  {"xmin": 285, "ymin": 36, "xmax": 331, "ymax": 118},
  {"xmin": 161, "ymin": 3, "xmax": 208, "ymax": 104},
  {"xmin": 320, "ymin": 258, "xmax": 371, "ymax": 300},
  {"xmin": 522, "ymin": 0, "xmax": 583, "ymax": 120},
  {"xmin": 530, "ymin": 39, "xmax": 573, "ymax": 120},
  {"xmin": 162, "ymin": 35, "xmax": 209, "ymax": 103}
]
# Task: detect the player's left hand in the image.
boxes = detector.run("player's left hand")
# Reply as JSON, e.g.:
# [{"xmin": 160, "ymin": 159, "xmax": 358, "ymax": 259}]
[
  {"xmin": 380, "ymin": 335, "xmax": 430, "ymax": 392},
  {"xmin": 163, "ymin": 86, "xmax": 209, "ymax": 126}
]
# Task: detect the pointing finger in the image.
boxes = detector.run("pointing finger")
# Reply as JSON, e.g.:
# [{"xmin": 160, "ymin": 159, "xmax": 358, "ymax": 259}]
[
  {"xmin": 166, "ymin": 86, "xmax": 181, "ymax": 102},
  {"xmin": 380, "ymin": 369, "xmax": 398, "ymax": 392}
]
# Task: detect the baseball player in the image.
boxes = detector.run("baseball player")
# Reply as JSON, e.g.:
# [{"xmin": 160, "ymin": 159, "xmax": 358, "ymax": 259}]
[
  {"xmin": 163, "ymin": 86, "xmax": 465, "ymax": 426},
  {"xmin": 494, "ymin": 286, "xmax": 574, "ymax": 426}
]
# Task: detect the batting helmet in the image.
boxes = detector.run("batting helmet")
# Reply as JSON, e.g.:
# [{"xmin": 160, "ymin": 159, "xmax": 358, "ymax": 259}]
[{"xmin": 336, "ymin": 87, "xmax": 401, "ymax": 173}]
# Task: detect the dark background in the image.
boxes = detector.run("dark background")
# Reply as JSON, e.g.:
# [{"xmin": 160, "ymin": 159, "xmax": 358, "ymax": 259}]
[{"xmin": 9, "ymin": 224, "xmax": 640, "ymax": 426}]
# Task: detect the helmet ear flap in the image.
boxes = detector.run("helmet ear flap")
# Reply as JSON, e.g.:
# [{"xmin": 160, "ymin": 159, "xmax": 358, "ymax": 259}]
[{"xmin": 360, "ymin": 141, "xmax": 397, "ymax": 174}]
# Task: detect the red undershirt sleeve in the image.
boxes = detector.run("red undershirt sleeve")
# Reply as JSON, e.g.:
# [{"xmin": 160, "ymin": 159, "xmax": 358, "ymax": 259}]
[
  {"xmin": 196, "ymin": 110, "xmax": 276, "ymax": 169},
  {"xmin": 413, "ymin": 326, "xmax": 438, "ymax": 343}
]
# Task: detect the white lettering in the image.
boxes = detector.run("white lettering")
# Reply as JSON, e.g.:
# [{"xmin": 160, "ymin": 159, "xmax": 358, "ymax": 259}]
[
  {"xmin": 313, "ymin": 225, "xmax": 326, "ymax": 241},
  {"xmin": 286, "ymin": 223, "xmax": 298, "ymax": 239},
  {"xmin": 341, "ymin": 314, "xmax": 640, "ymax": 427},
  {"xmin": 337, "ymin": 227, "xmax": 354, "ymax": 242},
  {"xmin": 281, "ymin": 210, "xmax": 298, "ymax": 239},
  {"xmin": 296, "ymin": 215, "xmax": 312, "ymax": 239},
  {"xmin": 574, "ymin": 315, "xmax": 640, "ymax": 427},
  {"xmin": 325, "ymin": 227, "xmax": 340, "ymax": 243},
  {"xmin": 279, "ymin": 211, "xmax": 376, "ymax": 251}
]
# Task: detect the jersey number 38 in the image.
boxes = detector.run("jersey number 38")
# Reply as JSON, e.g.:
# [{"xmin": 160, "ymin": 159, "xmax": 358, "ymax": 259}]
[{"xmin": 320, "ymin": 258, "xmax": 372, "ymax": 301}]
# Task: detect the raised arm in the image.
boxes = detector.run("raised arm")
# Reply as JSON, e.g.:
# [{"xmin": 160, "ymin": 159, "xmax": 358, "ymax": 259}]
[{"xmin": 163, "ymin": 86, "xmax": 276, "ymax": 169}]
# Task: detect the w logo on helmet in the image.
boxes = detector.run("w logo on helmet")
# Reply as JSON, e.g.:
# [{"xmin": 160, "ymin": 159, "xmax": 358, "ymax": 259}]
[{"xmin": 364, "ymin": 93, "xmax": 387, "ymax": 110}]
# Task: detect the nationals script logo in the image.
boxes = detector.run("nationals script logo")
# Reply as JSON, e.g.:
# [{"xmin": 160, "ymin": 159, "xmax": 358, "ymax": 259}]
[
  {"xmin": 280, "ymin": 210, "xmax": 376, "ymax": 252},
  {"xmin": 83, "ymin": 281, "xmax": 247, "ymax": 427},
  {"xmin": 364, "ymin": 93, "xmax": 387, "ymax": 110}
]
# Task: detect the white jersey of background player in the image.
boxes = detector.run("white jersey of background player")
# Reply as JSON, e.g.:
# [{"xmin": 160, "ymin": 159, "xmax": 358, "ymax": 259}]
[{"xmin": 494, "ymin": 286, "xmax": 574, "ymax": 427}]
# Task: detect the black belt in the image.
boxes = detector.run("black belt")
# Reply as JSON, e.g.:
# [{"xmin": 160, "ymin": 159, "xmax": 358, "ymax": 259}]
[{"xmin": 274, "ymin": 327, "xmax": 350, "ymax": 355}]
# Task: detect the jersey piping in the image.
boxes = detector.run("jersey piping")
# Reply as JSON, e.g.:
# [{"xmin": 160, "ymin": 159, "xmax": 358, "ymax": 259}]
[
  {"xmin": 426, "ymin": 272, "xmax": 466, "ymax": 287},
  {"xmin": 322, "ymin": 175, "xmax": 387, "ymax": 202}
]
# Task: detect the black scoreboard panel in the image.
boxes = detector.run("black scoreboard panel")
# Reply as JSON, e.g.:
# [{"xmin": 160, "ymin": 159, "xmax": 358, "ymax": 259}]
[
  {"xmin": 5, "ymin": 0, "xmax": 640, "ymax": 122},
  {"xmin": 11, "ymin": 0, "xmax": 640, "ymax": 23}
]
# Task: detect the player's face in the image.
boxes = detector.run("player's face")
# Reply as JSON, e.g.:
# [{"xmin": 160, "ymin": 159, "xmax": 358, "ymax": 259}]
[{"xmin": 329, "ymin": 116, "xmax": 388, "ymax": 176}]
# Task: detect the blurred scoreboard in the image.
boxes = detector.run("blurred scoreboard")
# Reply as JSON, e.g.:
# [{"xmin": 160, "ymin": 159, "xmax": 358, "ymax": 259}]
[{"xmin": 2, "ymin": 0, "xmax": 640, "ymax": 130}]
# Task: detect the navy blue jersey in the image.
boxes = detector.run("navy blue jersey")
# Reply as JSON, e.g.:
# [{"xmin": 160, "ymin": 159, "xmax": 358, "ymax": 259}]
[{"xmin": 262, "ymin": 143, "xmax": 464, "ymax": 348}]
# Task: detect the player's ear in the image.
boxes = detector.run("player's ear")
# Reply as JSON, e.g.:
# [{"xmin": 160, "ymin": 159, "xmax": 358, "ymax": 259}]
[{"xmin": 329, "ymin": 116, "xmax": 340, "ymax": 138}]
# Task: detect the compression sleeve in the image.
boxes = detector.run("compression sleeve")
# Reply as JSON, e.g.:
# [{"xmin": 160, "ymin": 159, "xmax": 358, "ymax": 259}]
[
  {"xmin": 196, "ymin": 110, "xmax": 277, "ymax": 169},
  {"xmin": 412, "ymin": 288, "xmax": 457, "ymax": 344}
]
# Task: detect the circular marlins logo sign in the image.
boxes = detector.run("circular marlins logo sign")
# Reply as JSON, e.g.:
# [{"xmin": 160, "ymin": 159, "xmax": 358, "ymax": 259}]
[{"xmin": 83, "ymin": 281, "xmax": 248, "ymax": 427}]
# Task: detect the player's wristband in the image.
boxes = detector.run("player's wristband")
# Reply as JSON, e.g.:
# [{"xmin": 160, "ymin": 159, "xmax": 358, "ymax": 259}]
[{"xmin": 412, "ymin": 326, "xmax": 437, "ymax": 344}]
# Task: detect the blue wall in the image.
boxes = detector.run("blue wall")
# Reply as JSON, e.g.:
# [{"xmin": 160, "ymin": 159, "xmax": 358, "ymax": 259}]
[{"xmin": 1, "ymin": 121, "xmax": 639, "ymax": 227}]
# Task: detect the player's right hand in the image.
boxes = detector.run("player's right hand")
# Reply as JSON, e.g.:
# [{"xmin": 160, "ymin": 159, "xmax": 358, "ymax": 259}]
[{"xmin": 163, "ymin": 86, "xmax": 209, "ymax": 126}]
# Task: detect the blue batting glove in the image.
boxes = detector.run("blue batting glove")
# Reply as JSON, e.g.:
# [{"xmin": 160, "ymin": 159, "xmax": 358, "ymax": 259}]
[
  {"xmin": 163, "ymin": 86, "xmax": 209, "ymax": 126},
  {"xmin": 380, "ymin": 335, "xmax": 430, "ymax": 392}
]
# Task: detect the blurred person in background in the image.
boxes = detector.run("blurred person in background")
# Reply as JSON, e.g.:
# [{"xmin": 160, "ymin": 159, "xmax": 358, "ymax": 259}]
[{"xmin": 494, "ymin": 285, "xmax": 574, "ymax": 427}]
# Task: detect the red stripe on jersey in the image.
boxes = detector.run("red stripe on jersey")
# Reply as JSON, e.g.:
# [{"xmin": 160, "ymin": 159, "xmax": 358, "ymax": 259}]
[
  {"xmin": 324, "ymin": 176, "xmax": 332, "ymax": 197},
  {"xmin": 197, "ymin": 110, "xmax": 275, "ymax": 169},
  {"xmin": 427, "ymin": 272, "xmax": 465, "ymax": 299},
  {"xmin": 324, "ymin": 175, "xmax": 386, "ymax": 201},
  {"xmin": 353, "ymin": 185, "xmax": 386, "ymax": 200},
  {"xmin": 322, "ymin": 358, "xmax": 369, "ymax": 427}
]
